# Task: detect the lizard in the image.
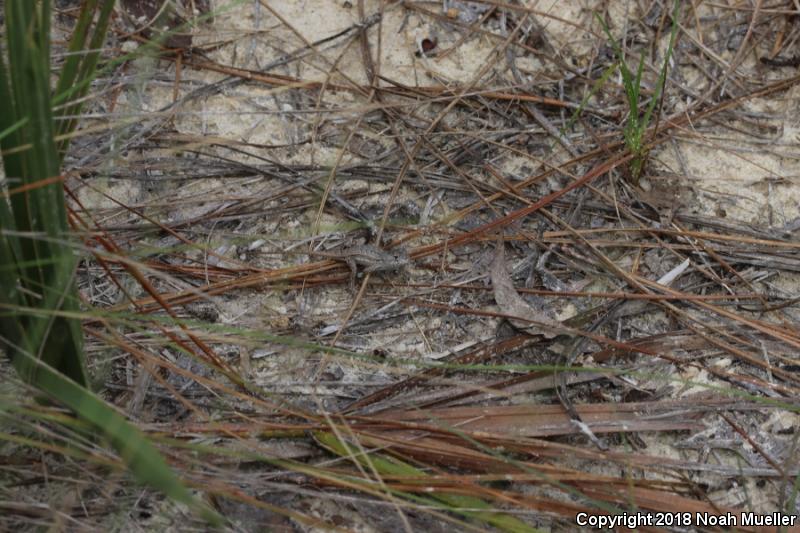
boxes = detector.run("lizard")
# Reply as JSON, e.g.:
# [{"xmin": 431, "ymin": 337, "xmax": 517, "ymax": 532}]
[{"xmin": 308, "ymin": 244, "xmax": 411, "ymax": 289}]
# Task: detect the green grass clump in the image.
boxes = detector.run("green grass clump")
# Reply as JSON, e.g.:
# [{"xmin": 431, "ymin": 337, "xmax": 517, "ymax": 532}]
[
  {"xmin": 596, "ymin": 0, "xmax": 679, "ymax": 183},
  {"xmin": 0, "ymin": 0, "xmax": 219, "ymax": 524}
]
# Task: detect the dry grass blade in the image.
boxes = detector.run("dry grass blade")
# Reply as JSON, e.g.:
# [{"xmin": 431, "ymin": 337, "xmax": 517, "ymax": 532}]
[{"xmin": 379, "ymin": 398, "xmax": 721, "ymax": 437}]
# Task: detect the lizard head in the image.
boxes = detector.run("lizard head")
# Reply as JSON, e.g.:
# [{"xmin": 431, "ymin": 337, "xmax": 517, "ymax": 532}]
[{"xmin": 391, "ymin": 248, "xmax": 411, "ymax": 268}]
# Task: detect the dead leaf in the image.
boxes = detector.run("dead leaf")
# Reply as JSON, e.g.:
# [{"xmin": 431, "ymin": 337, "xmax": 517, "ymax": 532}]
[{"xmin": 491, "ymin": 242, "xmax": 564, "ymax": 338}]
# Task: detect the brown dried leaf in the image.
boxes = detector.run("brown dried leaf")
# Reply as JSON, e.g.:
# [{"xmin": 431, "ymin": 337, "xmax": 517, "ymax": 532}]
[{"xmin": 491, "ymin": 243, "xmax": 563, "ymax": 338}]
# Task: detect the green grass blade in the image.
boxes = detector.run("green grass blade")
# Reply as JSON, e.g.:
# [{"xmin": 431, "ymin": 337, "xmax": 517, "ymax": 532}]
[
  {"xmin": 560, "ymin": 62, "xmax": 617, "ymax": 135},
  {"xmin": 51, "ymin": 0, "xmax": 99, "ymax": 105},
  {"xmin": 642, "ymin": 0, "xmax": 680, "ymax": 127},
  {"xmin": 53, "ymin": 0, "xmax": 115, "ymax": 160},
  {"xmin": 316, "ymin": 431, "xmax": 541, "ymax": 533},
  {"xmin": 4, "ymin": 348, "xmax": 222, "ymax": 526},
  {"xmin": 595, "ymin": 12, "xmax": 635, "ymax": 100},
  {"xmin": 632, "ymin": 52, "xmax": 645, "ymax": 109},
  {"xmin": 0, "ymin": 117, "xmax": 27, "ymax": 143},
  {"xmin": 1, "ymin": 0, "xmax": 88, "ymax": 385}
]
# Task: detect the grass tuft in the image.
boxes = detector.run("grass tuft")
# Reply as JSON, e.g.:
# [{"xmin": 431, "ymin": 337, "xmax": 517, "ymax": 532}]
[
  {"xmin": 596, "ymin": 0, "xmax": 680, "ymax": 183},
  {"xmin": 0, "ymin": 0, "xmax": 219, "ymax": 525}
]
